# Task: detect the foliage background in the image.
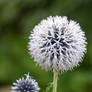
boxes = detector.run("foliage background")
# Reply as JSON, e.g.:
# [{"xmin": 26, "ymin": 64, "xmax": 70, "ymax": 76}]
[{"xmin": 0, "ymin": 0, "xmax": 92, "ymax": 92}]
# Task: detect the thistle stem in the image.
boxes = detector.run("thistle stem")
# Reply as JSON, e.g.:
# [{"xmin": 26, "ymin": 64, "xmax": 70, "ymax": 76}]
[{"xmin": 53, "ymin": 70, "xmax": 58, "ymax": 92}]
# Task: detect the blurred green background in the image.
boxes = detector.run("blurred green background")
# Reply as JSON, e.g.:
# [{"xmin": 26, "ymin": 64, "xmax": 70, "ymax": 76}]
[{"xmin": 0, "ymin": 0, "xmax": 92, "ymax": 92}]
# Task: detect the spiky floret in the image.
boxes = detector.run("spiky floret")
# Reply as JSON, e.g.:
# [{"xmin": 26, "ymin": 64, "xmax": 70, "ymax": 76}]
[
  {"xmin": 11, "ymin": 73, "xmax": 40, "ymax": 92},
  {"xmin": 29, "ymin": 16, "xmax": 87, "ymax": 72}
]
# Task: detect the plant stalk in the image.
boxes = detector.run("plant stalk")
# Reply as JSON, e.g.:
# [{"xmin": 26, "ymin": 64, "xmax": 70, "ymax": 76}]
[{"xmin": 53, "ymin": 69, "xmax": 58, "ymax": 92}]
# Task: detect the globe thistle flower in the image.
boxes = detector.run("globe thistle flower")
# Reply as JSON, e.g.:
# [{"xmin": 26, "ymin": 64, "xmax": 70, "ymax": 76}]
[
  {"xmin": 11, "ymin": 73, "xmax": 40, "ymax": 92},
  {"xmin": 29, "ymin": 16, "xmax": 87, "ymax": 72}
]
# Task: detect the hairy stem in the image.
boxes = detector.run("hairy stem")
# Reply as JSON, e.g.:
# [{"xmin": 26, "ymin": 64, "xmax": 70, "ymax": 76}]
[{"xmin": 53, "ymin": 70, "xmax": 58, "ymax": 92}]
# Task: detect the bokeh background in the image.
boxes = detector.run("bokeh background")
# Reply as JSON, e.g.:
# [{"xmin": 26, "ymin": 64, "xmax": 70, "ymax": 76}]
[{"xmin": 0, "ymin": 0, "xmax": 92, "ymax": 92}]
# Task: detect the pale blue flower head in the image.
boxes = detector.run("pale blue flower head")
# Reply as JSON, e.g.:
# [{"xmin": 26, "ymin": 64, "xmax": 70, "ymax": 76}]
[
  {"xmin": 29, "ymin": 16, "xmax": 87, "ymax": 72},
  {"xmin": 11, "ymin": 73, "xmax": 40, "ymax": 92}
]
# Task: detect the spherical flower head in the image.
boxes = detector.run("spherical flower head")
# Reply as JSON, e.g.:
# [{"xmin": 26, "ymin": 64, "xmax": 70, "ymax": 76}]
[
  {"xmin": 11, "ymin": 73, "xmax": 40, "ymax": 92},
  {"xmin": 29, "ymin": 16, "xmax": 87, "ymax": 72}
]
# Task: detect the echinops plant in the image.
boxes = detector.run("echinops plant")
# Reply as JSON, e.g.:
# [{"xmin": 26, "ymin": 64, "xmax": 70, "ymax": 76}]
[
  {"xmin": 11, "ymin": 73, "xmax": 40, "ymax": 92},
  {"xmin": 28, "ymin": 16, "xmax": 87, "ymax": 92}
]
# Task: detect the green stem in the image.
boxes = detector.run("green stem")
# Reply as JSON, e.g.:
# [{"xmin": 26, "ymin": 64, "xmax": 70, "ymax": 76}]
[{"xmin": 53, "ymin": 70, "xmax": 58, "ymax": 92}]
